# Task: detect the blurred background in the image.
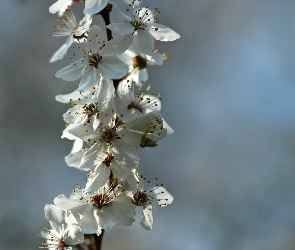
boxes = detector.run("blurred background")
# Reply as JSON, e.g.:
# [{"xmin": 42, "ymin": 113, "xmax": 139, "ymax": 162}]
[{"xmin": 1, "ymin": 0, "xmax": 295, "ymax": 249}]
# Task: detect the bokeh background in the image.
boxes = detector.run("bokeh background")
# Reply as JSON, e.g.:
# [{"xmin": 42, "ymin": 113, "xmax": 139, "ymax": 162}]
[{"xmin": 1, "ymin": 0, "xmax": 295, "ymax": 249}]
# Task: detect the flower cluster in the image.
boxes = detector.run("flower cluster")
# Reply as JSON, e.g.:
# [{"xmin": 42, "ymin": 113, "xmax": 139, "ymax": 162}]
[{"xmin": 40, "ymin": 0, "xmax": 179, "ymax": 248}]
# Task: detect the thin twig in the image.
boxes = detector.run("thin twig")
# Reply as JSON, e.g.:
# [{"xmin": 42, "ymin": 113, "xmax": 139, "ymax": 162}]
[
  {"xmin": 99, "ymin": 4, "xmax": 113, "ymax": 41},
  {"xmin": 94, "ymin": 230, "xmax": 105, "ymax": 250},
  {"xmin": 99, "ymin": 3, "xmax": 121, "ymax": 89}
]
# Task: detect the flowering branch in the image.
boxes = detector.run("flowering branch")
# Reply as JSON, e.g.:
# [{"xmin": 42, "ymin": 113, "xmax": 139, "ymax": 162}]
[{"xmin": 38, "ymin": 0, "xmax": 180, "ymax": 249}]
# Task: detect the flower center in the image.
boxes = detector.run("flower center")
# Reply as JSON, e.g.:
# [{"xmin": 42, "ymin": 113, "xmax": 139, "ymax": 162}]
[
  {"xmin": 127, "ymin": 101, "xmax": 143, "ymax": 113},
  {"xmin": 83, "ymin": 102, "xmax": 99, "ymax": 123},
  {"xmin": 88, "ymin": 53, "xmax": 103, "ymax": 69},
  {"xmin": 131, "ymin": 20, "xmax": 145, "ymax": 31},
  {"xmin": 100, "ymin": 128, "xmax": 120, "ymax": 143},
  {"xmin": 91, "ymin": 194, "xmax": 110, "ymax": 209},
  {"xmin": 58, "ymin": 237, "xmax": 66, "ymax": 250},
  {"xmin": 132, "ymin": 191, "xmax": 149, "ymax": 206},
  {"xmin": 133, "ymin": 55, "xmax": 147, "ymax": 70}
]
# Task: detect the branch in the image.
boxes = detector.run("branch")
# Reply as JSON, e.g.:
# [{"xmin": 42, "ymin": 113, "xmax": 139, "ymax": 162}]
[
  {"xmin": 99, "ymin": 4, "xmax": 113, "ymax": 41},
  {"xmin": 94, "ymin": 230, "xmax": 105, "ymax": 250},
  {"xmin": 99, "ymin": 3, "xmax": 121, "ymax": 90}
]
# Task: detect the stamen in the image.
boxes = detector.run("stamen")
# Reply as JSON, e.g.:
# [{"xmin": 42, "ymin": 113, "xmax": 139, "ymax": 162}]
[{"xmin": 88, "ymin": 53, "xmax": 103, "ymax": 68}]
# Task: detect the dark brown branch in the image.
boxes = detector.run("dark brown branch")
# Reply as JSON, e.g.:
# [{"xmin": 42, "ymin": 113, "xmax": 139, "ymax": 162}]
[
  {"xmin": 94, "ymin": 230, "xmax": 105, "ymax": 250},
  {"xmin": 99, "ymin": 4, "xmax": 113, "ymax": 41},
  {"xmin": 99, "ymin": 3, "xmax": 122, "ymax": 90}
]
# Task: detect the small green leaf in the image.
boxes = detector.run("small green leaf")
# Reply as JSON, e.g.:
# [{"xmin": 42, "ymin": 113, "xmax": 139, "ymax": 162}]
[{"xmin": 140, "ymin": 136, "xmax": 158, "ymax": 148}]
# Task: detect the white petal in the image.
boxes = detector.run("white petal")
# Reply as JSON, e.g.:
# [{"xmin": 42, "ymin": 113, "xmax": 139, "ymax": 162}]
[
  {"xmin": 65, "ymin": 212, "xmax": 79, "ymax": 225},
  {"xmin": 80, "ymin": 207, "xmax": 102, "ymax": 234},
  {"xmin": 107, "ymin": 193, "xmax": 135, "ymax": 226},
  {"xmin": 98, "ymin": 57, "xmax": 128, "ymax": 79},
  {"xmin": 153, "ymin": 186, "xmax": 174, "ymax": 206},
  {"xmin": 93, "ymin": 78, "xmax": 115, "ymax": 110},
  {"xmin": 50, "ymin": 36, "xmax": 74, "ymax": 63},
  {"xmin": 62, "ymin": 124, "xmax": 79, "ymax": 140},
  {"xmin": 113, "ymin": 2, "xmax": 132, "ymax": 22},
  {"xmin": 71, "ymin": 136, "xmax": 85, "ymax": 153},
  {"xmin": 101, "ymin": 34, "xmax": 133, "ymax": 56},
  {"xmin": 131, "ymin": 69, "xmax": 148, "ymax": 84},
  {"xmin": 146, "ymin": 52, "xmax": 164, "ymax": 66},
  {"xmin": 146, "ymin": 23, "xmax": 180, "ymax": 42},
  {"xmin": 49, "ymin": 0, "xmax": 72, "ymax": 16},
  {"xmin": 75, "ymin": 14, "xmax": 93, "ymax": 36},
  {"xmin": 55, "ymin": 90, "xmax": 84, "ymax": 103},
  {"xmin": 84, "ymin": 0, "xmax": 109, "ymax": 15},
  {"xmin": 63, "ymin": 224, "xmax": 84, "ymax": 245},
  {"xmin": 122, "ymin": 109, "xmax": 142, "ymax": 123},
  {"xmin": 107, "ymin": 23, "xmax": 134, "ymax": 35},
  {"xmin": 44, "ymin": 204, "xmax": 65, "ymax": 233},
  {"xmin": 85, "ymin": 26, "xmax": 105, "ymax": 53},
  {"xmin": 65, "ymin": 149, "xmax": 85, "ymax": 169},
  {"xmin": 85, "ymin": 165, "xmax": 110, "ymax": 191},
  {"xmin": 99, "ymin": 98, "xmax": 116, "ymax": 127},
  {"xmin": 67, "ymin": 124, "xmax": 100, "ymax": 143},
  {"xmin": 94, "ymin": 208, "xmax": 117, "ymax": 230},
  {"xmin": 163, "ymin": 118, "xmax": 174, "ymax": 135},
  {"xmin": 92, "ymin": 117, "xmax": 100, "ymax": 131},
  {"xmin": 111, "ymin": 140, "xmax": 140, "ymax": 178},
  {"xmin": 55, "ymin": 59, "xmax": 87, "ymax": 81},
  {"xmin": 54, "ymin": 195, "xmax": 88, "ymax": 211},
  {"xmin": 117, "ymin": 48, "xmax": 135, "ymax": 65},
  {"xmin": 115, "ymin": 77, "xmax": 135, "ymax": 110},
  {"xmin": 140, "ymin": 205, "xmax": 153, "ymax": 230},
  {"xmin": 79, "ymin": 143, "xmax": 108, "ymax": 171},
  {"xmin": 132, "ymin": 30, "xmax": 154, "ymax": 54},
  {"xmin": 63, "ymin": 106, "xmax": 85, "ymax": 124},
  {"xmin": 78, "ymin": 66, "xmax": 101, "ymax": 91},
  {"xmin": 39, "ymin": 230, "xmax": 53, "ymax": 240}
]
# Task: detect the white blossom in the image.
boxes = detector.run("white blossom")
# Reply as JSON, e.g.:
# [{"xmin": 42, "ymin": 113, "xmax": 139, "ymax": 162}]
[
  {"xmin": 116, "ymin": 79, "xmax": 173, "ymax": 136},
  {"xmin": 83, "ymin": 140, "xmax": 140, "ymax": 191},
  {"xmin": 55, "ymin": 26, "xmax": 131, "ymax": 91},
  {"xmin": 117, "ymin": 45, "xmax": 163, "ymax": 85},
  {"xmin": 107, "ymin": 4, "xmax": 180, "ymax": 53},
  {"xmin": 39, "ymin": 204, "xmax": 84, "ymax": 249},
  {"xmin": 54, "ymin": 183, "xmax": 136, "ymax": 233},
  {"xmin": 128, "ymin": 170, "xmax": 173, "ymax": 230},
  {"xmin": 63, "ymin": 78, "xmax": 115, "ymax": 128},
  {"xmin": 50, "ymin": 8, "xmax": 92, "ymax": 63},
  {"xmin": 62, "ymin": 108, "xmax": 148, "ymax": 170},
  {"xmin": 116, "ymin": 79, "xmax": 161, "ymax": 115}
]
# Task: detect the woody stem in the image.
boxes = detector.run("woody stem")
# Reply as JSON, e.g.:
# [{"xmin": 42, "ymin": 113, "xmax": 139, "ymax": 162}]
[
  {"xmin": 99, "ymin": 3, "xmax": 121, "ymax": 90},
  {"xmin": 93, "ymin": 230, "xmax": 105, "ymax": 250}
]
